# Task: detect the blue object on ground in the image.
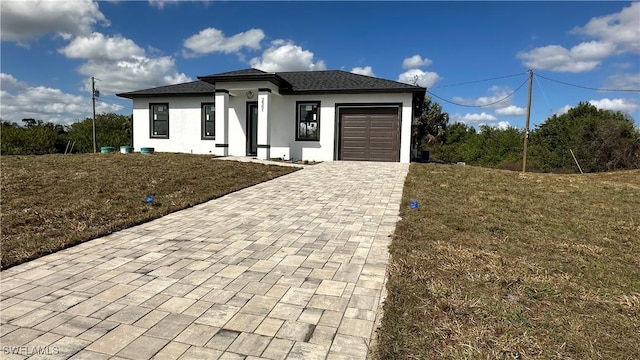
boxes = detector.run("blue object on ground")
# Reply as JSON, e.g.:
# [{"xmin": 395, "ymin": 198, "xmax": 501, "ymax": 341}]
[
  {"xmin": 146, "ymin": 195, "xmax": 154, "ymax": 203},
  {"xmin": 410, "ymin": 201, "xmax": 419, "ymax": 209}
]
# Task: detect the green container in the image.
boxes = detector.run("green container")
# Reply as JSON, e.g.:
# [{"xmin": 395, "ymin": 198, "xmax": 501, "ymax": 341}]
[
  {"xmin": 120, "ymin": 146, "xmax": 133, "ymax": 154},
  {"xmin": 100, "ymin": 146, "xmax": 116, "ymax": 153},
  {"xmin": 140, "ymin": 147, "xmax": 155, "ymax": 155}
]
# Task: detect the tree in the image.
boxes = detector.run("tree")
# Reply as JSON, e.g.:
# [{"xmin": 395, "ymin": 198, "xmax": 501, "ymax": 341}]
[
  {"xmin": 1, "ymin": 113, "xmax": 132, "ymax": 155},
  {"xmin": 435, "ymin": 123, "xmax": 524, "ymax": 168},
  {"xmin": 413, "ymin": 95, "xmax": 449, "ymax": 156},
  {"xmin": 1, "ymin": 120, "xmax": 66, "ymax": 155},
  {"xmin": 66, "ymin": 113, "xmax": 132, "ymax": 153},
  {"xmin": 476, "ymin": 125, "xmax": 523, "ymax": 169},
  {"xmin": 436, "ymin": 122, "xmax": 477, "ymax": 163},
  {"xmin": 22, "ymin": 118, "xmax": 37, "ymax": 127},
  {"xmin": 531, "ymin": 102, "xmax": 640, "ymax": 172}
]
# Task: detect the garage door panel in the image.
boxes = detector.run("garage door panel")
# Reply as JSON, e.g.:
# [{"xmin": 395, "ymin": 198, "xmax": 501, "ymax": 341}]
[
  {"xmin": 343, "ymin": 136, "xmax": 367, "ymax": 144},
  {"xmin": 343, "ymin": 127, "xmax": 367, "ymax": 134},
  {"xmin": 368, "ymin": 150, "xmax": 397, "ymax": 162},
  {"xmin": 371, "ymin": 121, "xmax": 396, "ymax": 130},
  {"xmin": 339, "ymin": 107, "xmax": 400, "ymax": 162},
  {"xmin": 370, "ymin": 141, "xmax": 394, "ymax": 150},
  {"xmin": 343, "ymin": 141, "xmax": 367, "ymax": 149},
  {"xmin": 341, "ymin": 149, "xmax": 367, "ymax": 161},
  {"xmin": 370, "ymin": 131, "xmax": 395, "ymax": 141}
]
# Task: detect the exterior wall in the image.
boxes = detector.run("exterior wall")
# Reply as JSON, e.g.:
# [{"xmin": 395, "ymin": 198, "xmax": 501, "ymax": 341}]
[
  {"xmin": 132, "ymin": 92, "xmax": 413, "ymax": 162},
  {"xmin": 268, "ymin": 93, "xmax": 413, "ymax": 163},
  {"xmin": 132, "ymin": 96, "xmax": 217, "ymax": 154}
]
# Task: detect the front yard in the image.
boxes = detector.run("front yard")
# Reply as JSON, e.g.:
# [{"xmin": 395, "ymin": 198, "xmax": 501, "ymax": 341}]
[
  {"xmin": 376, "ymin": 164, "xmax": 640, "ymax": 359},
  {"xmin": 0, "ymin": 153, "xmax": 298, "ymax": 269}
]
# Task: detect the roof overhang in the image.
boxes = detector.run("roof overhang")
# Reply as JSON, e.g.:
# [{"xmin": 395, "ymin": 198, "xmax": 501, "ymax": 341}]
[
  {"xmin": 197, "ymin": 73, "xmax": 291, "ymax": 90},
  {"xmin": 279, "ymin": 87, "xmax": 426, "ymax": 95},
  {"xmin": 116, "ymin": 92, "xmax": 214, "ymax": 99}
]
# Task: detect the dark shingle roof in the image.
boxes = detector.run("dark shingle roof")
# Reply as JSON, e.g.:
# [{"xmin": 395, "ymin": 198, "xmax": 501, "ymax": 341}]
[
  {"xmin": 116, "ymin": 80, "xmax": 216, "ymax": 99},
  {"xmin": 277, "ymin": 70, "xmax": 422, "ymax": 94},
  {"xmin": 200, "ymin": 68, "xmax": 267, "ymax": 77},
  {"xmin": 117, "ymin": 68, "xmax": 424, "ymax": 98}
]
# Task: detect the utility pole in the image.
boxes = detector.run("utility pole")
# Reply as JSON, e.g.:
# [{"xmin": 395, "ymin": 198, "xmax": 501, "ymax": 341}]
[
  {"xmin": 522, "ymin": 69, "xmax": 533, "ymax": 173},
  {"xmin": 92, "ymin": 76, "xmax": 97, "ymax": 153}
]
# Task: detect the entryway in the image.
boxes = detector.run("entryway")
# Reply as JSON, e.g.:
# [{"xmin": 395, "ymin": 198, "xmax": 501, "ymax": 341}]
[{"xmin": 246, "ymin": 101, "xmax": 258, "ymax": 156}]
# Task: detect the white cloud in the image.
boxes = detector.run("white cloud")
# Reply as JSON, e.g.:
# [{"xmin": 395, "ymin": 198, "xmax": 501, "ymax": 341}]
[
  {"xmin": 0, "ymin": 0, "xmax": 108, "ymax": 44},
  {"xmin": 57, "ymin": 33, "xmax": 191, "ymax": 95},
  {"xmin": 589, "ymin": 98, "xmax": 639, "ymax": 114},
  {"xmin": 453, "ymin": 85, "xmax": 516, "ymax": 108},
  {"xmin": 517, "ymin": 3, "xmax": 640, "ymax": 73},
  {"xmin": 451, "ymin": 112, "xmax": 512, "ymax": 130},
  {"xmin": 556, "ymin": 105, "xmax": 572, "ymax": 115},
  {"xmin": 604, "ymin": 73, "xmax": 640, "ymax": 90},
  {"xmin": 495, "ymin": 105, "xmax": 526, "ymax": 116},
  {"xmin": 496, "ymin": 121, "xmax": 512, "ymax": 130},
  {"xmin": 571, "ymin": 2, "xmax": 640, "ymax": 54},
  {"xmin": 454, "ymin": 112, "xmax": 498, "ymax": 122},
  {"xmin": 351, "ymin": 66, "xmax": 375, "ymax": 77},
  {"xmin": 397, "ymin": 69, "xmax": 440, "ymax": 88},
  {"xmin": 183, "ymin": 27, "xmax": 264, "ymax": 57},
  {"xmin": 402, "ymin": 55, "xmax": 432, "ymax": 69},
  {"xmin": 516, "ymin": 41, "xmax": 615, "ymax": 73},
  {"xmin": 249, "ymin": 40, "xmax": 326, "ymax": 72},
  {"xmin": 0, "ymin": 73, "xmax": 28, "ymax": 92},
  {"xmin": 148, "ymin": 0, "xmax": 180, "ymax": 9},
  {"xmin": 0, "ymin": 74, "xmax": 123, "ymax": 125},
  {"xmin": 77, "ymin": 56, "xmax": 192, "ymax": 94},
  {"xmin": 59, "ymin": 33, "xmax": 145, "ymax": 60},
  {"xmin": 555, "ymin": 99, "xmax": 639, "ymax": 116}
]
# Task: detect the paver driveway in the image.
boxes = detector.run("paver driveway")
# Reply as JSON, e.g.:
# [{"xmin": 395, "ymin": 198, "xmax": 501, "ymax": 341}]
[{"xmin": 0, "ymin": 161, "xmax": 409, "ymax": 360}]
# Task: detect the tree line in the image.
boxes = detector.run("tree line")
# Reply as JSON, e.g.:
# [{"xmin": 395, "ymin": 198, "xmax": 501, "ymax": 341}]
[
  {"xmin": 2, "ymin": 105, "xmax": 638, "ymax": 173},
  {"xmin": 1, "ymin": 113, "xmax": 132, "ymax": 155},
  {"xmin": 414, "ymin": 99, "xmax": 640, "ymax": 173}
]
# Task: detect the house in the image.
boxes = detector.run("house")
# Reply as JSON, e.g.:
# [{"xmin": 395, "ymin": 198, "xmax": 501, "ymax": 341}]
[{"xmin": 116, "ymin": 68, "xmax": 425, "ymax": 163}]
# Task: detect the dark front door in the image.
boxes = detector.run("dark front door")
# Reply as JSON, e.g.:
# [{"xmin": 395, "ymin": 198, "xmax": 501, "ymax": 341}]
[{"xmin": 246, "ymin": 102, "xmax": 258, "ymax": 156}]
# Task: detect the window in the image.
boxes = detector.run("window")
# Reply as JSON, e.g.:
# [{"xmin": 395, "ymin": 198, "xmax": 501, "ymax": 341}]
[
  {"xmin": 296, "ymin": 101, "xmax": 320, "ymax": 141},
  {"xmin": 150, "ymin": 103, "xmax": 169, "ymax": 138},
  {"xmin": 202, "ymin": 103, "xmax": 215, "ymax": 139}
]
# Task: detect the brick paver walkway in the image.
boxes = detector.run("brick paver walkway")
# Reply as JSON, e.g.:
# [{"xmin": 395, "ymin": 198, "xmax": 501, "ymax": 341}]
[{"xmin": 0, "ymin": 161, "xmax": 409, "ymax": 359}]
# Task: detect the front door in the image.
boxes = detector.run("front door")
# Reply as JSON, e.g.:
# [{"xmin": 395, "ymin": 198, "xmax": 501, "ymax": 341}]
[{"xmin": 246, "ymin": 102, "xmax": 258, "ymax": 156}]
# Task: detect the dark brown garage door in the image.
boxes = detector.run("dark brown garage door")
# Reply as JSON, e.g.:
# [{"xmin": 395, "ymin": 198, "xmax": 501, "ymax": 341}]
[{"xmin": 339, "ymin": 107, "xmax": 400, "ymax": 162}]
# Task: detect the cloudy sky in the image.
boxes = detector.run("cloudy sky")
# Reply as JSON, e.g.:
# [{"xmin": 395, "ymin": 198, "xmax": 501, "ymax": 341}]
[{"xmin": 1, "ymin": 1, "xmax": 639, "ymax": 129}]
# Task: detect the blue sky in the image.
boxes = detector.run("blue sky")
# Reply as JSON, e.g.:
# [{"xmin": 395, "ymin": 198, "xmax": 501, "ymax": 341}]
[{"xmin": 1, "ymin": 1, "xmax": 639, "ymax": 130}]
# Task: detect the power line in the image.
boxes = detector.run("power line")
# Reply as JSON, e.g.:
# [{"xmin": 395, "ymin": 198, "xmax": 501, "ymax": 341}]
[
  {"xmin": 534, "ymin": 75, "xmax": 555, "ymax": 117},
  {"xmin": 535, "ymin": 73, "xmax": 640, "ymax": 93},
  {"xmin": 427, "ymin": 77, "xmax": 530, "ymax": 108},
  {"xmin": 99, "ymin": 95, "xmax": 132, "ymax": 104},
  {"xmin": 431, "ymin": 72, "xmax": 528, "ymax": 89}
]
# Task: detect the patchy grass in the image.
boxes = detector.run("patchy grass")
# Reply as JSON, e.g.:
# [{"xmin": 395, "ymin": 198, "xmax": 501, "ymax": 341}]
[
  {"xmin": 1, "ymin": 153, "xmax": 298, "ymax": 269},
  {"xmin": 376, "ymin": 164, "xmax": 640, "ymax": 359}
]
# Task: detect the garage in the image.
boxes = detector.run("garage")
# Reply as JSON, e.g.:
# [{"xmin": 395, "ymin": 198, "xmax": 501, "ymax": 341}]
[{"xmin": 338, "ymin": 107, "xmax": 400, "ymax": 162}]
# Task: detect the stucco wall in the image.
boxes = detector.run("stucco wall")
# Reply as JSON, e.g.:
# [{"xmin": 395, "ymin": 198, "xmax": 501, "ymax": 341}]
[
  {"xmin": 132, "ymin": 92, "xmax": 413, "ymax": 162},
  {"xmin": 133, "ymin": 96, "xmax": 218, "ymax": 154}
]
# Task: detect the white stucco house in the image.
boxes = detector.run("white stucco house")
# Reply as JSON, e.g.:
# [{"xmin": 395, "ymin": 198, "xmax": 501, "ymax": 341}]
[{"xmin": 117, "ymin": 68, "xmax": 425, "ymax": 163}]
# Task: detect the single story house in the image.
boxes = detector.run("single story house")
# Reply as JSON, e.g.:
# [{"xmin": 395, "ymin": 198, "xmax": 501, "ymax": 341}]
[{"xmin": 116, "ymin": 68, "xmax": 425, "ymax": 163}]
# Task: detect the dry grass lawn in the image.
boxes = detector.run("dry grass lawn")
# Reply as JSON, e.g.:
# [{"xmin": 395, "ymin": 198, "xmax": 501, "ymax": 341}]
[
  {"xmin": 1, "ymin": 153, "xmax": 298, "ymax": 269},
  {"xmin": 376, "ymin": 164, "xmax": 639, "ymax": 359}
]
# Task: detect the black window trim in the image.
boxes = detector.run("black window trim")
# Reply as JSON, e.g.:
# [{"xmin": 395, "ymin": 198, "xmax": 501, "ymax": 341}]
[
  {"xmin": 295, "ymin": 100, "xmax": 320, "ymax": 141},
  {"xmin": 201, "ymin": 102, "xmax": 215, "ymax": 140},
  {"xmin": 149, "ymin": 103, "xmax": 169, "ymax": 139}
]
